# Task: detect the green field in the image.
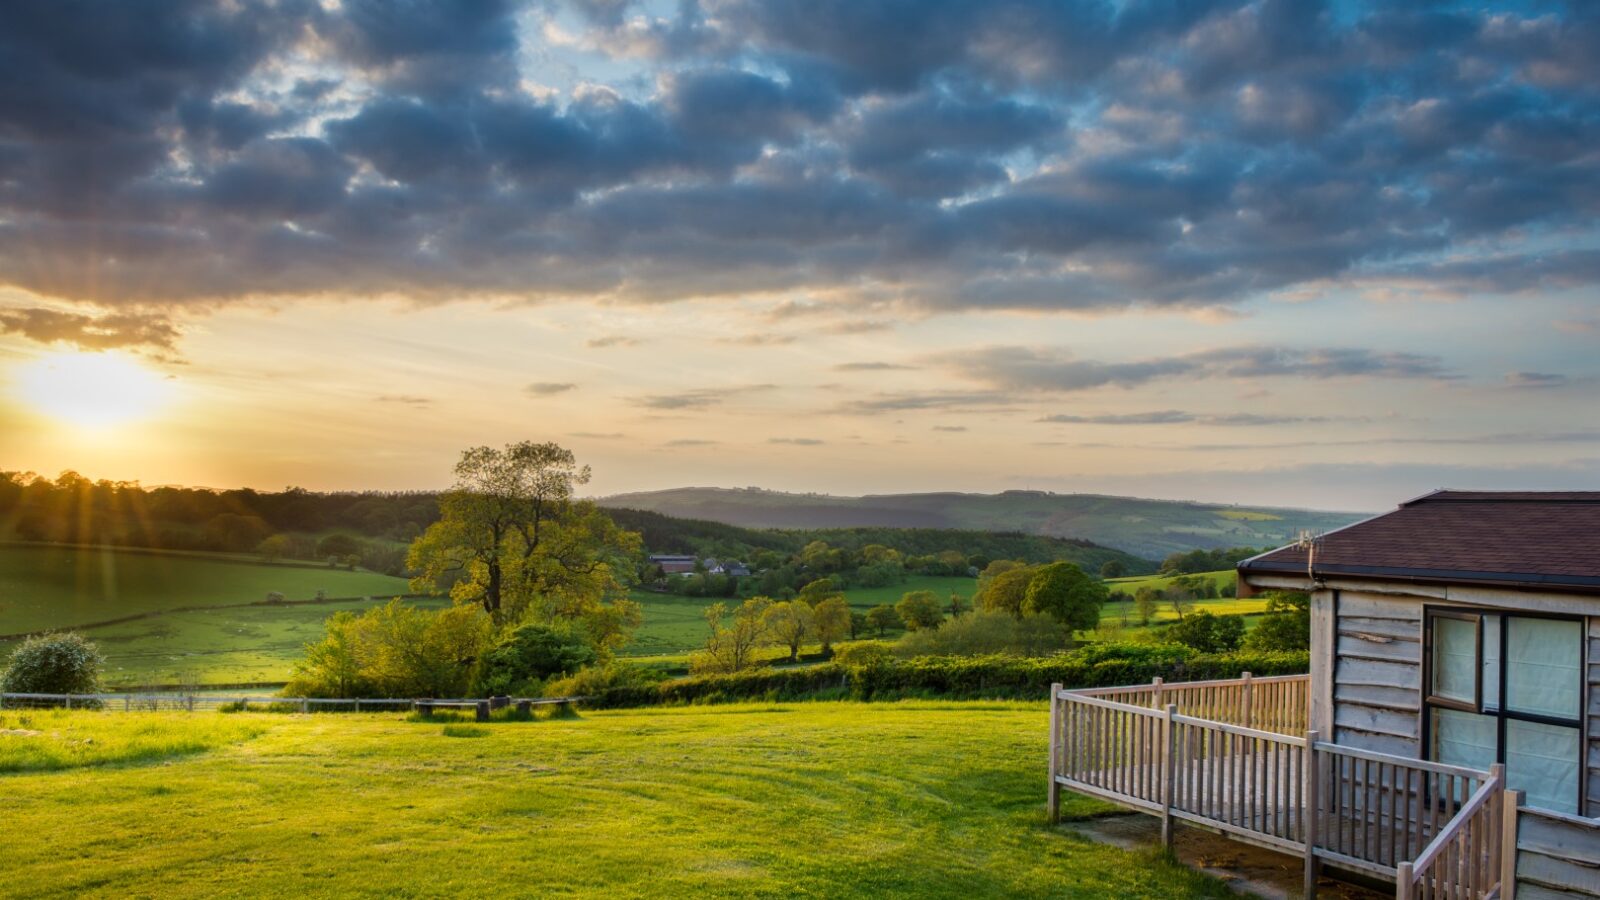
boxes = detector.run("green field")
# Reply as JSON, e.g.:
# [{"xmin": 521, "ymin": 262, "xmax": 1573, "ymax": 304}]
[
  {"xmin": 0, "ymin": 545, "xmax": 411, "ymax": 634},
  {"xmin": 0, "ymin": 702, "xmax": 1230, "ymax": 898},
  {"xmin": 1101, "ymin": 570, "xmax": 1270, "ymax": 629},
  {"xmin": 0, "ymin": 544, "xmax": 981, "ymax": 686},
  {"xmin": 624, "ymin": 574, "xmax": 971, "ymax": 659}
]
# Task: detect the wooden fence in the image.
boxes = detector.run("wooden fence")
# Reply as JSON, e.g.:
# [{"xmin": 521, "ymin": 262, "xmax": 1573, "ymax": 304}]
[{"xmin": 1049, "ymin": 675, "xmax": 1512, "ymax": 899}]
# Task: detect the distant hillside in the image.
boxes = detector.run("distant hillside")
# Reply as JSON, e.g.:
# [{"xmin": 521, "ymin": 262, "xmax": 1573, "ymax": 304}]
[
  {"xmin": 604, "ymin": 507, "xmax": 1154, "ymax": 572},
  {"xmin": 599, "ymin": 488, "xmax": 1365, "ymax": 559}
]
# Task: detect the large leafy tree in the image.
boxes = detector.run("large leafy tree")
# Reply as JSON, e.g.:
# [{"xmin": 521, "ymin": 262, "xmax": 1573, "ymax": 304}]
[
  {"xmin": 407, "ymin": 442, "xmax": 643, "ymax": 644},
  {"xmin": 1022, "ymin": 562, "xmax": 1107, "ymax": 632}
]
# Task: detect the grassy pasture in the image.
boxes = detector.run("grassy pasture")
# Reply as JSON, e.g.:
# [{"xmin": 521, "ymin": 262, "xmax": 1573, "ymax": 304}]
[
  {"xmin": 0, "ymin": 544, "xmax": 411, "ymax": 635},
  {"xmin": 1101, "ymin": 570, "xmax": 1271, "ymax": 629},
  {"xmin": 0, "ymin": 702, "xmax": 1231, "ymax": 898}
]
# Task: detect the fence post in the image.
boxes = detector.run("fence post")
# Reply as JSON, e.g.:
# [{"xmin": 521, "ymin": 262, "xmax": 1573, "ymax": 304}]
[
  {"xmin": 1396, "ymin": 862, "xmax": 1414, "ymax": 900},
  {"xmin": 300, "ymin": 698, "xmax": 309, "ymax": 714},
  {"xmin": 1161, "ymin": 703, "xmax": 1177, "ymax": 849},
  {"xmin": 1152, "ymin": 676, "xmax": 1164, "ymax": 710},
  {"xmin": 65, "ymin": 694, "xmax": 73, "ymax": 710},
  {"xmin": 1303, "ymin": 730, "xmax": 1320, "ymax": 900},
  {"xmin": 1048, "ymin": 682, "xmax": 1062, "ymax": 824},
  {"xmin": 354, "ymin": 698, "xmax": 361, "ymax": 713},
  {"xmin": 1240, "ymin": 671, "xmax": 1253, "ymax": 729},
  {"xmin": 1501, "ymin": 789, "xmax": 1522, "ymax": 900}
]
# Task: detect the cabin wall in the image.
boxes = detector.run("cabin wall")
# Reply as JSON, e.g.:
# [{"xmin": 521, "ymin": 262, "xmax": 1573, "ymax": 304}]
[
  {"xmin": 1328, "ymin": 590, "xmax": 1423, "ymax": 758},
  {"xmin": 1516, "ymin": 807, "xmax": 1600, "ymax": 899},
  {"xmin": 1590, "ymin": 617, "xmax": 1599, "ymax": 819}
]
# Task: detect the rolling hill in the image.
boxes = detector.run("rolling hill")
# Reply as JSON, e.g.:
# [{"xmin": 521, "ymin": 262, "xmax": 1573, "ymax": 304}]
[{"xmin": 599, "ymin": 488, "xmax": 1364, "ymax": 559}]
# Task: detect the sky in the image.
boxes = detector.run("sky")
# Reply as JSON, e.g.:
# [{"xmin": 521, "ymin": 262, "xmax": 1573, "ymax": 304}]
[{"xmin": 0, "ymin": 0, "xmax": 1597, "ymax": 511}]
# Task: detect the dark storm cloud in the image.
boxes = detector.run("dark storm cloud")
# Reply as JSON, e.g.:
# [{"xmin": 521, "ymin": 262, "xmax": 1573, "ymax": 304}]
[{"xmin": 0, "ymin": 0, "xmax": 1597, "ymax": 327}]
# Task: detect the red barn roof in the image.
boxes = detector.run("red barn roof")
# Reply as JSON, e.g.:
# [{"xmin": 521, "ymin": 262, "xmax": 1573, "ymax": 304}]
[{"xmin": 1238, "ymin": 490, "xmax": 1600, "ymax": 594}]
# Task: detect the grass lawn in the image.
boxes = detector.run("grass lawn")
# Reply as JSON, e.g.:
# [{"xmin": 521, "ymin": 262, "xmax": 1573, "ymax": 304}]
[
  {"xmin": 0, "ymin": 701, "xmax": 1231, "ymax": 899},
  {"xmin": 0, "ymin": 545, "xmax": 411, "ymax": 634}
]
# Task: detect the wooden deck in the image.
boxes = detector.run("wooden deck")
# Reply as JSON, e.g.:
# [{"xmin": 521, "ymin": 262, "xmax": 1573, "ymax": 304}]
[{"xmin": 1049, "ymin": 675, "xmax": 1518, "ymax": 899}]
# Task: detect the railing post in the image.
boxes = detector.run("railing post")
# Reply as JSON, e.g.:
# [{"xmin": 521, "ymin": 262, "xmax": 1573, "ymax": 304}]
[
  {"xmin": 1240, "ymin": 671, "xmax": 1253, "ymax": 729},
  {"xmin": 1396, "ymin": 861, "xmax": 1414, "ymax": 900},
  {"xmin": 1152, "ymin": 676, "xmax": 1164, "ymax": 710},
  {"xmin": 1161, "ymin": 703, "xmax": 1177, "ymax": 849},
  {"xmin": 1303, "ymin": 730, "xmax": 1320, "ymax": 900},
  {"xmin": 1501, "ymin": 788, "xmax": 1522, "ymax": 900},
  {"xmin": 1048, "ymin": 682, "xmax": 1062, "ymax": 824}
]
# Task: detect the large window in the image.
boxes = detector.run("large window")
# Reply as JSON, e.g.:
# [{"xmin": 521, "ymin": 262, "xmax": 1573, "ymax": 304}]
[{"xmin": 1424, "ymin": 609, "xmax": 1586, "ymax": 814}]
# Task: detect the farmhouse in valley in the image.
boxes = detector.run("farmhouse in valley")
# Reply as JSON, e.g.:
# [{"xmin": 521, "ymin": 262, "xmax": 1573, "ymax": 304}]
[{"xmin": 1050, "ymin": 490, "xmax": 1600, "ymax": 898}]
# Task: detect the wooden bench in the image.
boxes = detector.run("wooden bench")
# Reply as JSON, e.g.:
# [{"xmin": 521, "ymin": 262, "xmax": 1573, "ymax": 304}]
[{"xmin": 414, "ymin": 700, "xmax": 492, "ymax": 721}]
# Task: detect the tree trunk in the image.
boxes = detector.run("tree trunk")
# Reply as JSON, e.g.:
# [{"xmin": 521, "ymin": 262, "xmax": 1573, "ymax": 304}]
[{"xmin": 485, "ymin": 557, "xmax": 502, "ymax": 617}]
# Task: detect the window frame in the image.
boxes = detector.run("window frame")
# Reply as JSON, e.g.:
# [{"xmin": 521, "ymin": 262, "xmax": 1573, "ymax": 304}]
[{"xmin": 1421, "ymin": 605, "xmax": 1588, "ymax": 814}]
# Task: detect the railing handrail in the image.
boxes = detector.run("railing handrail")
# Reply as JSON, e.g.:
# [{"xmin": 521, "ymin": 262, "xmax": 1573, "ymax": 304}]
[
  {"xmin": 1068, "ymin": 673, "xmax": 1310, "ymax": 696},
  {"xmin": 1409, "ymin": 772, "xmax": 1502, "ymax": 875},
  {"xmin": 1312, "ymin": 741, "xmax": 1492, "ymax": 782},
  {"xmin": 1171, "ymin": 713, "xmax": 1309, "ymax": 746},
  {"xmin": 1052, "ymin": 690, "xmax": 1166, "ymax": 715}
]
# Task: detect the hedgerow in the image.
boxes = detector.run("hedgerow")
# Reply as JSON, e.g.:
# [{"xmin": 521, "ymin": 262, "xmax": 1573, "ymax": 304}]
[{"xmin": 569, "ymin": 643, "xmax": 1309, "ymax": 709}]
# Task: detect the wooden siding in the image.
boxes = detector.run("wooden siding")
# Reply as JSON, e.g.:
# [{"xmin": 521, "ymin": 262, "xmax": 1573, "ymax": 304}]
[
  {"xmin": 1516, "ymin": 807, "xmax": 1600, "ymax": 899},
  {"xmin": 1590, "ymin": 617, "xmax": 1599, "ymax": 819},
  {"xmin": 1331, "ymin": 591, "xmax": 1422, "ymax": 758}
]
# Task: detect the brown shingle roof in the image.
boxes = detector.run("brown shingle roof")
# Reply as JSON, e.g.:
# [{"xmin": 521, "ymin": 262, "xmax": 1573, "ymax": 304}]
[{"xmin": 1238, "ymin": 490, "xmax": 1600, "ymax": 593}]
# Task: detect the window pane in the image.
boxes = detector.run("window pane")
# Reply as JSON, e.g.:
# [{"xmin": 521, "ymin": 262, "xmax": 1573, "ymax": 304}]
[
  {"xmin": 1506, "ymin": 618, "xmax": 1581, "ymax": 719},
  {"xmin": 1482, "ymin": 615, "xmax": 1500, "ymax": 712},
  {"xmin": 1432, "ymin": 708, "xmax": 1497, "ymax": 771},
  {"xmin": 1431, "ymin": 616, "xmax": 1478, "ymax": 704},
  {"xmin": 1506, "ymin": 719, "xmax": 1580, "ymax": 815}
]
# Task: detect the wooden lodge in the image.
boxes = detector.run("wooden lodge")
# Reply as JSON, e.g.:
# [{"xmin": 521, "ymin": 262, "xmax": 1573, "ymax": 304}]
[{"xmin": 1049, "ymin": 491, "xmax": 1600, "ymax": 898}]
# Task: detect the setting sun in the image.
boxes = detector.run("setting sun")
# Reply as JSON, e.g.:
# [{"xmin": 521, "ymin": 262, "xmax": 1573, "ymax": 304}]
[{"xmin": 13, "ymin": 352, "xmax": 173, "ymax": 430}]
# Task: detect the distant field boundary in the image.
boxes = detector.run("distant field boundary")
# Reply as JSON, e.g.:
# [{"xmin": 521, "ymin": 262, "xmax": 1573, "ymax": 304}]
[
  {"xmin": 0, "ymin": 540, "xmax": 396, "ymax": 574},
  {"xmin": 0, "ymin": 592, "xmax": 436, "ymax": 642}
]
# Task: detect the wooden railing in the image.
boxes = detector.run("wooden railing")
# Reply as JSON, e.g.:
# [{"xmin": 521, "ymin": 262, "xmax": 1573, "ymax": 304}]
[
  {"xmin": 1050, "ymin": 676, "xmax": 1510, "ymax": 899},
  {"xmin": 1397, "ymin": 766, "xmax": 1510, "ymax": 900},
  {"xmin": 1072, "ymin": 673, "xmax": 1309, "ymax": 736}
]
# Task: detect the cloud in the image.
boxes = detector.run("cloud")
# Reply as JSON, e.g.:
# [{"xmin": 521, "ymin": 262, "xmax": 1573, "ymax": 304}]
[
  {"xmin": 769, "ymin": 437, "xmax": 824, "ymax": 445},
  {"xmin": 932, "ymin": 425, "xmax": 966, "ymax": 432},
  {"xmin": 662, "ymin": 438, "xmax": 719, "ymax": 447},
  {"xmin": 835, "ymin": 390, "xmax": 1011, "ymax": 413},
  {"xmin": 717, "ymin": 333, "xmax": 795, "ymax": 346},
  {"xmin": 587, "ymin": 335, "xmax": 641, "ymax": 348},
  {"xmin": 951, "ymin": 345, "xmax": 1455, "ymax": 393},
  {"xmin": 631, "ymin": 384, "xmax": 777, "ymax": 409},
  {"xmin": 525, "ymin": 381, "xmax": 578, "ymax": 395},
  {"xmin": 0, "ymin": 0, "xmax": 1593, "ymax": 331},
  {"xmin": 1039, "ymin": 410, "xmax": 1346, "ymax": 426},
  {"xmin": 568, "ymin": 431, "xmax": 625, "ymax": 439},
  {"xmin": 833, "ymin": 361, "xmax": 917, "ymax": 371},
  {"xmin": 0, "ymin": 307, "xmax": 180, "ymax": 353},
  {"xmin": 1040, "ymin": 410, "xmax": 1194, "ymax": 425},
  {"xmin": 376, "ymin": 394, "xmax": 432, "ymax": 406},
  {"xmin": 1504, "ymin": 371, "xmax": 1569, "ymax": 389}
]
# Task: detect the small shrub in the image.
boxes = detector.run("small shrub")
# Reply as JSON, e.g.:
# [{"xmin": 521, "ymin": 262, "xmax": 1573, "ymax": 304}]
[
  {"xmin": 893, "ymin": 610, "xmax": 1072, "ymax": 658},
  {"xmin": 1, "ymin": 633, "xmax": 103, "ymax": 695},
  {"xmin": 832, "ymin": 642, "xmax": 894, "ymax": 667},
  {"xmin": 1162, "ymin": 611, "xmax": 1246, "ymax": 653},
  {"xmin": 474, "ymin": 621, "xmax": 596, "ymax": 697},
  {"xmin": 544, "ymin": 661, "xmax": 664, "ymax": 701}
]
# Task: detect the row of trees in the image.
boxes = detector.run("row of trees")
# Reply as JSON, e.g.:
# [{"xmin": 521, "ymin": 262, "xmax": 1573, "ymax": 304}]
[{"xmin": 0, "ymin": 470, "xmax": 438, "ymax": 549}]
